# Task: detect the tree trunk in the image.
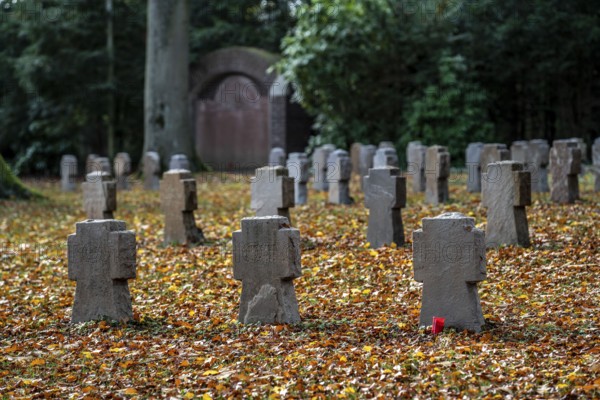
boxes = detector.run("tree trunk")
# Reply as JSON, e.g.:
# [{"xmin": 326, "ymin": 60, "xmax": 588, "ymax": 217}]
[
  {"xmin": 106, "ymin": 0, "xmax": 116, "ymax": 158},
  {"xmin": 0, "ymin": 155, "xmax": 39, "ymax": 199},
  {"xmin": 143, "ymin": 0, "xmax": 195, "ymax": 170}
]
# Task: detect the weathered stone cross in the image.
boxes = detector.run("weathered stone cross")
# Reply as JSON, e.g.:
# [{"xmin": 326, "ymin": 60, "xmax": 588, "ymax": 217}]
[
  {"xmin": 425, "ymin": 145, "xmax": 450, "ymax": 205},
  {"xmin": 549, "ymin": 139, "xmax": 582, "ymax": 203},
  {"xmin": 143, "ymin": 151, "xmax": 161, "ymax": 190},
  {"xmin": 251, "ymin": 166, "xmax": 295, "ymax": 222},
  {"xmin": 160, "ymin": 169, "xmax": 205, "ymax": 244},
  {"xmin": 327, "ymin": 149, "xmax": 353, "ymax": 204},
  {"xmin": 233, "ymin": 216, "xmax": 302, "ymax": 324},
  {"xmin": 82, "ymin": 171, "xmax": 116, "ymax": 219},
  {"xmin": 413, "ymin": 213, "xmax": 486, "ymax": 332},
  {"xmin": 60, "ymin": 154, "xmax": 78, "ymax": 192},
  {"xmin": 363, "ymin": 166, "xmax": 406, "ymax": 248},
  {"xmin": 287, "ymin": 152, "xmax": 309, "ymax": 205},
  {"xmin": 67, "ymin": 220, "xmax": 136, "ymax": 323},
  {"xmin": 482, "ymin": 161, "xmax": 531, "ymax": 247}
]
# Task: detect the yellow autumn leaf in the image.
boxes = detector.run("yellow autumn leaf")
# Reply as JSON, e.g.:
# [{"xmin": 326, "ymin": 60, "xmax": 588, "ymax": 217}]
[
  {"xmin": 30, "ymin": 358, "xmax": 45, "ymax": 367},
  {"xmin": 202, "ymin": 369, "xmax": 219, "ymax": 376},
  {"xmin": 183, "ymin": 392, "xmax": 195, "ymax": 399},
  {"xmin": 363, "ymin": 345, "xmax": 373, "ymax": 352},
  {"xmin": 124, "ymin": 388, "xmax": 138, "ymax": 395},
  {"xmin": 110, "ymin": 347, "xmax": 126, "ymax": 353},
  {"xmin": 202, "ymin": 393, "xmax": 213, "ymax": 400}
]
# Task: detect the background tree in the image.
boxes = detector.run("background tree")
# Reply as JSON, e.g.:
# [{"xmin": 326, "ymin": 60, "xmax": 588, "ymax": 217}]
[
  {"xmin": 278, "ymin": 0, "xmax": 600, "ymax": 163},
  {"xmin": 143, "ymin": 0, "xmax": 195, "ymax": 169},
  {"xmin": 0, "ymin": 0, "xmax": 145, "ymax": 175}
]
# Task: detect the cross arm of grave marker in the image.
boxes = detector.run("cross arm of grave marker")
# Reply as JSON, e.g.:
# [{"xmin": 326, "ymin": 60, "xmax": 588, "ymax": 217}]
[
  {"xmin": 513, "ymin": 169, "xmax": 532, "ymax": 207},
  {"xmin": 109, "ymin": 230, "xmax": 136, "ymax": 280}
]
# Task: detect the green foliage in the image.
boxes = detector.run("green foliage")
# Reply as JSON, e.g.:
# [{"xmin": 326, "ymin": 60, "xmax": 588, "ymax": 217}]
[
  {"xmin": 405, "ymin": 54, "xmax": 493, "ymax": 163},
  {"xmin": 277, "ymin": 0, "xmax": 454, "ymax": 155},
  {"xmin": 0, "ymin": 0, "xmax": 297, "ymax": 176},
  {"xmin": 190, "ymin": 0, "xmax": 298, "ymax": 61},
  {"xmin": 278, "ymin": 0, "xmax": 600, "ymax": 161},
  {"xmin": 0, "ymin": 0, "xmax": 145, "ymax": 175}
]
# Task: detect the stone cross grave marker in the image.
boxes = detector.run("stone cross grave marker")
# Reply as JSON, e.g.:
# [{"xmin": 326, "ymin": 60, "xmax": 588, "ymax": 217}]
[
  {"xmin": 251, "ymin": 166, "xmax": 294, "ymax": 222},
  {"xmin": 407, "ymin": 141, "xmax": 427, "ymax": 193},
  {"xmin": 86, "ymin": 155, "xmax": 111, "ymax": 175},
  {"xmin": 413, "ymin": 212, "xmax": 486, "ymax": 332},
  {"xmin": 82, "ymin": 172, "xmax": 116, "ymax": 219},
  {"xmin": 143, "ymin": 151, "xmax": 161, "ymax": 190},
  {"xmin": 287, "ymin": 153, "xmax": 309, "ymax": 205},
  {"xmin": 67, "ymin": 219, "xmax": 136, "ymax": 323},
  {"xmin": 510, "ymin": 141, "xmax": 529, "ymax": 164},
  {"xmin": 425, "ymin": 145, "xmax": 450, "ymax": 205},
  {"xmin": 465, "ymin": 142, "xmax": 484, "ymax": 193},
  {"xmin": 233, "ymin": 216, "xmax": 302, "ymax": 324},
  {"xmin": 364, "ymin": 167, "xmax": 406, "ymax": 248},
  {"xmin": 593, "ymin": 137, "xmax": 600, "ymax": 192},
  {"xmin": 567, "ymin": 137, "xmax": 587, "ymax": 164},
  {"xmin": 358, "ymin": 144, "xmax": 376, "ymax": 181},
  {"xmin": 327, "ymin": 149, "xmax": 353, "ymax": 204},
  {"xmin": 482, "ymin": 161, "xmax": 531, "ymax": 247},
  {"xmin": 373, "ymin": 148, "xmax": 399, "ymax": 168},
  {"xmin": 86, "ymin": 154, "xmax": 98, "ymax": 174},
  {"xmin": 169, "ymin": 154, "xmax": 190, "ymax": 170},
  {"xmin": 480, "ymin": 144, "xmax": 509, "ymax": 176},
  {"xmin": 160, "ymin": 170, "xmax": 205, "ymax": 244},
  {"xmin": 312, "ymin": 144, "xmax": 335, "ymax": 191},
  {"xmin": 269, "ymin": 147, "xmax": 286, "ymax": 167},
  {"xmin": 60, "ymin": 155, "xmax": 78, "ymax": 192},
  {"xmin": 549, "ymin": 140, "xmax": 581, "ymax": 203},
  {"xmin": 529, "ymin": 139, "xmax": 550, "ymax": 192},
  {"xmin": 114, "ymin": 152, "xmax": 131, "ymax": 190}
]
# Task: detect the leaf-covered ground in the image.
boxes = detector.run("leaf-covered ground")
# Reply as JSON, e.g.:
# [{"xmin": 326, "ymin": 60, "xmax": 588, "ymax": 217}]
[{"xmin": 1, "ymin": 172, "xmax": 599, "ymax": 399}]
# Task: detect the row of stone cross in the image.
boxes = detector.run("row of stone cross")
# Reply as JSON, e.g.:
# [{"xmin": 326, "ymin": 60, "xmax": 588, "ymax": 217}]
[
  {"xmin": 64, "ymin": 137, "xmax": 597, "ymax": 331},
  {"xmin": 60, "ymin": 151, "xmax": 184, "ymax": 192},
  {"xmin": 67, "ymin": 211, "xmax": 486, "ymax": 332}
]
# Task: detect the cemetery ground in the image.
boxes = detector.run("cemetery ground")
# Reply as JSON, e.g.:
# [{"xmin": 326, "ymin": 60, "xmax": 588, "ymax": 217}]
[{"xmin": 0, "ymin": 173, "xmax": 599, "ymax": 399}]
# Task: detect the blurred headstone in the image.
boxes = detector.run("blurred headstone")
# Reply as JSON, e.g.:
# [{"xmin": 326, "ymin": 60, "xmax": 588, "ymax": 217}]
[
  {"xmin": 60, "ymin": 155, "xmax": 78, "ymax": 192},
  {"xmin": 251, "ymin": 166, "xmax": 294, "ymax": 223},
  {"xmin": 549, "ymin": 140, "xmax": 581, "ymax": 203},
  {"xmin": 482, "ymin": 161, "xmax": 531, "ymax": 247},
  {"xmin": 160, "ymin": 169, "xmax": 205, "ymax": 244},
  {"xmin": 364, "ymin": 166, "xmax": 406, "ymax": 248},
  {"xmin": 327, "ymin": 149, "xmax": 353, "ymax": 205},
  {"xmin": 82, "ymin": 172, "xmax": 116, "ymax": 219},
  {"xmin": 425, "ymin": 145, "xmax": 450, "ymax": 205},
  {"xmin": 287, "ymin": 153, "xmax": 309, "ymax": 205}
]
